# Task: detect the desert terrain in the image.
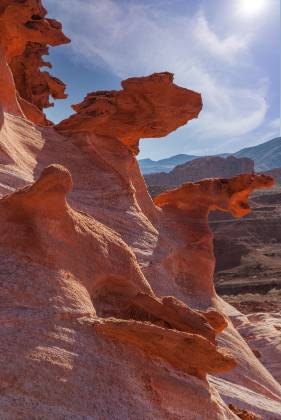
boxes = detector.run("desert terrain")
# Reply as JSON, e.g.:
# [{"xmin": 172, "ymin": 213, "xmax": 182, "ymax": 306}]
[{"xmin": 212, "ymin": 185, "xmax": 281, "ymax": 314}]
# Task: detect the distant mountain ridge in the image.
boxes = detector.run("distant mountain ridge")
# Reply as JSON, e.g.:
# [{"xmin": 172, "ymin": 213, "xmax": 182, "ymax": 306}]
[
  {"xmin": 139, "ymin": 154, "xmax": 198, "ymax": 174},
  {"xmin": 139, "ymin": 137, "xmax": 281, "ymax": 174},
  {"xmin": 145, "ymin": 155, "xmax": 254, "ymax": 189},
  {"xmin": 234, "ymin": 137, "xmax": 281, "ymax": 171}
]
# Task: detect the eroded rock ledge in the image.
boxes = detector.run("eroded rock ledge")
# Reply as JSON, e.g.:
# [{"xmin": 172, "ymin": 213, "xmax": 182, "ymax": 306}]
[
  {"xmin": 56, "ymin": 72, "xmax": 202, "ymax": 154},
  {"xmin": 93, "ymin": 318, "xmax": 235, "ymax": 380},
  {"xmin": 0, "ymin": 0, "xmax": 69, "ymax": 124}
]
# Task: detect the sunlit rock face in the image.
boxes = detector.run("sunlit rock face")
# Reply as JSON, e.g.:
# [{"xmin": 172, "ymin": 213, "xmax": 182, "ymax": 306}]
[
  {"xmin": 145, "ymin": 174, "xmax": 274, "ymax": 303},
  {"xmin": 56, "ymin": 72, "xmax": 202, "ymax": 154},
  {"xmin": 0, "ymin": 1, "xmax": 281, "ymax": 419}
]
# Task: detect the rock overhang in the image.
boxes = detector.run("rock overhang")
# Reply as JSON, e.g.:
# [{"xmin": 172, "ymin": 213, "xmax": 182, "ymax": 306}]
[{"xmin": 56, "ymin": 72, "xmax": 202, "ymax": 154}]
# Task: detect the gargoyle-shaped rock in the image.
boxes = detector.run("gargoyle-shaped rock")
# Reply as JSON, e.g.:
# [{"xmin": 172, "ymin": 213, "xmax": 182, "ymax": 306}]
[
  {"xmin": 154, "ymin": 173, "xmax": 274, "ymax": 217},
  {"xmin": 146, "ymin": 174, "xmax": 274, "ymax": 301},
  {"xmin": 56, "ymin": 72, "xmax": 202, "ymax": 154},
  {"xmin": 93, "ymin": 318, "xmax": 236, "ymax": 380}
]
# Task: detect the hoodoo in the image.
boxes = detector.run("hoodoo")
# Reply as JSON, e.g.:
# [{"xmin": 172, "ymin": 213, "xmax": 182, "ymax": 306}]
[
  {"xmin": 0, "ymin": 1, "xmax": 280, "ymax": 419},
  {"xmin": 56, "ymin": 72, "xmax": 202, "ymax": 154}
]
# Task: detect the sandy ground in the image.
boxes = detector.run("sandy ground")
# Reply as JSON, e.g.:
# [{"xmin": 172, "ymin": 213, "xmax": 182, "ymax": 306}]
[{"xmin": 221, "ymin": 288, "xmax": 281, "ymax": 314}]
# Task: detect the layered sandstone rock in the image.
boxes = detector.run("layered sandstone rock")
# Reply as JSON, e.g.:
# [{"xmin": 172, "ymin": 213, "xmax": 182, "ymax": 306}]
[
  {"xmin": 0, "ymin": 164, "xmax": 153, "ymax": 309},
  {"xmin": 56, "ymin": 72, "xmax": 202, "ymax": 154},
  {"xmin": 127, "ymin": 292, "xmax": 226, "ymax": 342},
  {"xmin": 93, "ymin": 318, "xmax": 236, "ymax": 380},
  {"xmin": 0, "ymin": 162, "xmax": 239, "ymax": 418},
  {"xmin": 0, "ymin": 1, "xmax": 281, "ymax": 418}
]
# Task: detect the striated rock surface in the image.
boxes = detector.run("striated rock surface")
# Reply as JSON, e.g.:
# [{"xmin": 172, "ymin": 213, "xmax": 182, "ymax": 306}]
[
  {"xmin": 145, "ymin": 155, "xmax": 254, "ymax": 188},
  {"xmin": 1, "ymin": 105, "xmax": 280, "ymax": 419},
  {"xmin": 0, "ymin": 1, "xmax": 281, "ymax": 418},
  {"xmin": 127, "ymin": 292, "xmax": 227, "ymax": 342},
  {"xmin": 0, "ymin": 164, "xmax": 154, "ymax": 310},
  {"xmin": 93, "ymin": 318, "xmax": 236, "ymax": 380},
  {"xmin": 56, "ymin": 72, "xmax": 202, "ymax": 154},
  {"xmin": 0, "ymin": 162, "xmax": 239, "ymax": 418}
]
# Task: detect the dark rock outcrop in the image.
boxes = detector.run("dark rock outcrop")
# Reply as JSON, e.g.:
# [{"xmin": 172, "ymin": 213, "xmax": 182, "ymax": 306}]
[{"xmin": 145, "ymin": 155, "xmax": 254, "ymax": 188}]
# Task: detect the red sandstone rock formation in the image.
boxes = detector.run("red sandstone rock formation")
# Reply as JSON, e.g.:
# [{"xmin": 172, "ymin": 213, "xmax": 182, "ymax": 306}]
[
  {"xmin": 127, "ymin": 292, "xmax": 227, "ymax": 343},
  {"xmin": 0, "ymin": 0, "xmax": 69, "ymax": 124},
  {"xmin": 10, "ymin": 42, "xmax": 68, "ymax": 111},
  {"xmin": 154, "ymin": 174, "xmax": 274, "ymax": 217},
  {"xmin": 56, "ymin": 72, "xmax": 202, "ymax": 154},
  {"xmin": 142, "ymin": 174, "xmax": 274, "ymax": 306},
  {"xmin": 0, "ymin": 0, "xmax": 69, "ymax": 61},
  {"xmin": 0, "ymin": 49, "xmax": 22, "ymax": 116},
  {"xmin": 0, "ymin": 163, "xmax": 235, "ymax": 382},
  {"xmin": 0, "ymin": 164, "xmax": 154, "ymax": 311},
  {"xmin": 0, "ymin": 1, "xmax": 281, "ymax": 418},
  {"xmin": 93, "ymin": 318, "xmax": 236, "ymax": 380}
]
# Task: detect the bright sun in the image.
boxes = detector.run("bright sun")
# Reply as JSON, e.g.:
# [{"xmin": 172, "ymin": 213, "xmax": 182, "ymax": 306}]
[{"xmin": 239, "ymin": 0, "xmax": 266, "ymax": 16}]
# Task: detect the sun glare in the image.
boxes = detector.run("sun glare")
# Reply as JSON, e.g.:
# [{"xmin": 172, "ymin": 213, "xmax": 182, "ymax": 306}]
[{"xmin": 238, "ymin": 0, "xmax": 266, "ymax": 16}]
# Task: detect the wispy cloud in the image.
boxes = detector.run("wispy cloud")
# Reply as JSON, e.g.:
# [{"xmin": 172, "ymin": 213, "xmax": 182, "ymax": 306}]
[
  {"xmin": 45, "ymin": 0, "xmax": 278, "ymax": 158},
  {"xmin": 192, "ymin": 11, "xmax": 251, "ymax": 64}
]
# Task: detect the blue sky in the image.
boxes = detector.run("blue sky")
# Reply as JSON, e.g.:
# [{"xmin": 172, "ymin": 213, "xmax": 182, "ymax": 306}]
[{"xmin": 44, "ymin": 0, "xmax": 280, "ymax": 159}]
